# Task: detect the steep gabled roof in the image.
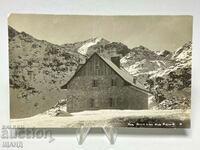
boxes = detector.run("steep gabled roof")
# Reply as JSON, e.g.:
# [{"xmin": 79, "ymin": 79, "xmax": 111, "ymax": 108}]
[{"xmin": 61, "ymin": 52, "xmax": 150, "ymax": 93}]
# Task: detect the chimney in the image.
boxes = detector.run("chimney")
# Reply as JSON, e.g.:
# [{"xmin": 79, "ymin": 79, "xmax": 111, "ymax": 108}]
[
  {"xmin": 133, "ymin": 77, "xmax": 137, "ymax": 84},
  {"xmin": 111, "ymin": 56, "xmax": 120, "ymax": 68}
]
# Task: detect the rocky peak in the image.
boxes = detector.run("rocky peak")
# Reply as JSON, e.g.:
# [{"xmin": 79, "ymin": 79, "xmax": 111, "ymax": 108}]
[
  {"xmin": 156, "ymin": 50, "xmax": 172, "ymax": 57},
  {"xmin": 8, "ymin": 25, "xmax": 20, "ymax": 39},
  {"xmin": 172, "ymin": 41, "xmax": 192, "ymax": 63}
]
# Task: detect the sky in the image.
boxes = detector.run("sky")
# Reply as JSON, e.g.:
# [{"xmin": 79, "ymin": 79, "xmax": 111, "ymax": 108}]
[{"xmin": 8, "ymin": 14, "xmax": 193, "ymax": 51}]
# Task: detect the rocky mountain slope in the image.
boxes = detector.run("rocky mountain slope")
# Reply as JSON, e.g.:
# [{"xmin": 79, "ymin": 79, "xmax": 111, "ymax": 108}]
[
  {"xmin": 9, "ymin": 26, "xmax": 82, "ymax": 118},
  {"xmin": 121, "ymin": 46, "xmax": 175, "ymax": 82},
  {"xmin": 62, "ymin": 37, "xmax": 130, "ymax": 58},
  {"xmin": 121, "ymin": 41, "xmax": 192, "ymax": 109},
  {"xmin": 149, "ymin": 41, "xmax": 192, "ymax": 109}
]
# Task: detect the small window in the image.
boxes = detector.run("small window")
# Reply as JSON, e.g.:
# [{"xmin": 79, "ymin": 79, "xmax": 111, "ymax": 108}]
[
  {"xmin": 109, "ymin": 98, "xmax": 114, "ymax": 107},
  {"xmin": 96, "ymin": 65, "xmax": 99, "ymax": 69},
  {"xmin": 111, "ymin": 79, "xmax": 117, "ymax": 86},
  {"xmin": 95, "ymin": 64, "xmax": 100, "ymax": 75},
  {"xmin": 90, "ymin": 99, "xmax": 95, "ymax": 108},
  {"xmin": 92, "ymin": 80, "xmax": 98, "ymax": 87}
]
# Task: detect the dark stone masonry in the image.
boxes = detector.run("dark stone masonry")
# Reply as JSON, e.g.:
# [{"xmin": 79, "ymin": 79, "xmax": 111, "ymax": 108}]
[{"xmin": 61, "ymin": 52, "xmax": 149, "ymax": 113}]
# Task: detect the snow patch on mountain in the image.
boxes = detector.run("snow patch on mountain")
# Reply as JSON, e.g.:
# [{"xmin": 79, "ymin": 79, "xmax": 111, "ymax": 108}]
[
  {"xmin": 121, "ymin": 45, "xmax": 173, "ymax": 85},
  {"xmin": 155, "ymin": 50, "xmax": 172, "ymax": 58},
  {"xmin": 77, "ymin": 38, "xmax": 102, "ymax": 55},
  {"xmin": 123, "ymin": 59, "xmax": 166, "ymax": 75},
  {"xmin": 121, "ymin": 41, "xmax": 191, "ymax": 110}
]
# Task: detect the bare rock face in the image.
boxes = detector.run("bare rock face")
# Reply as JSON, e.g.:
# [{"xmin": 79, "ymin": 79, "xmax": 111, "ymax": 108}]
[
  {"xmin": 121, "ymin": 41, "xmax": 192, "ymax": 110},
  {"xmin": 121, "ymin": 45, "xmax": 174, "ymax": 85},
  {"xmin": 150, "ymin": 41, "xmax": 192, "ymax": 109}
]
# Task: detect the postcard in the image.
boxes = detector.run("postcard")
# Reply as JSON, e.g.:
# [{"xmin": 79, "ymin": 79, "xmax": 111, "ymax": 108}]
[{"xmin": 9, "ymin": 14, "xmax": 192, "ymax": 128}]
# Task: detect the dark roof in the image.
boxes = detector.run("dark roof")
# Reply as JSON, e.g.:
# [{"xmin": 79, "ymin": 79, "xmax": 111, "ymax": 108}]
[{"xmin": 61, "ymin": 52, "xmax": 150, "ymax": 93}]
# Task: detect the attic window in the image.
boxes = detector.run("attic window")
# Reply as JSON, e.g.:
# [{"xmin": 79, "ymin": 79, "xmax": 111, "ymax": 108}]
[
  {"xmin": 92, "ymin": 80, "xmax": 98, "ymax": 87},
  {"xmin": 95, "ymin": 64, "xmax": 100, "ymax": 70},
  {"xmin": 95, "ymin": 64, "xmax": 100, "ymax": 75}
]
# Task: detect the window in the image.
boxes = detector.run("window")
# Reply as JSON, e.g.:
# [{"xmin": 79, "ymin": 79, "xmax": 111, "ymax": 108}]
[
  {"xmin": 109, "ymin": 98, "xmax": 113, "ymax": 107},
  {"xmin": 133, "ymin": 77, "xmax": 137, "ymax": 84},
  {"xmin": 90, "ymin": 99, "xmax": 95, "ymax": 108},
  {"xmin": 95, "ymin": 64, "xmax": 100, "ymax": 75},
  {"xmin": 92, "ymin": 79, "xmax": 98, "ymax": 87},
  {"xmin": 111, "ymin": 79, "xmax": 117, "ymax": 86},
  {"xmin": 96, "ymin": 64, "xmax": 99, "ymax": 70}
]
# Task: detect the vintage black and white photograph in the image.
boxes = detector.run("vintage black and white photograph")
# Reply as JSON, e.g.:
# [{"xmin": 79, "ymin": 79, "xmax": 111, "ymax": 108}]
[{"xmin": 9, "ymin": 14, "xmax": 192, "ymax": 128}]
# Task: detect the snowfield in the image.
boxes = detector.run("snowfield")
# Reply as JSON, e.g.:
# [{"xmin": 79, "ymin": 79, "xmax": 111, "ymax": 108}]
[{"xmin": 10, "ymin": 109, "xmax": 190, "ymax": 128}]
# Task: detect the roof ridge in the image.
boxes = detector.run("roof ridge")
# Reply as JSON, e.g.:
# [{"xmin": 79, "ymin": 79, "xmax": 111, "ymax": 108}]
[
  {"xmin": 61, "ymin": 52, "xmax": 150, "ymax": 93},
  {"xmin": 120, "ymin": 66, "xmax": 144, "ymax": 87},
  {"xmin": 96, "ymin": 53, "xmax": 149, "ymax": 93}
]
